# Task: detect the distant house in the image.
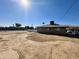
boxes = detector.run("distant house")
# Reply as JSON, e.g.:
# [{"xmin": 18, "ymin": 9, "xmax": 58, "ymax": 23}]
[{"xmin": 37, "ymin": 21, "xmax": 79, "ymax": 35}]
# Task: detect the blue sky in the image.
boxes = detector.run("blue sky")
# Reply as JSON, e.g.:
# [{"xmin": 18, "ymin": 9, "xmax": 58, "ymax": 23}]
[{"xmin": 0, "ymin": 0, "xmax": 79, "ymax": 26}]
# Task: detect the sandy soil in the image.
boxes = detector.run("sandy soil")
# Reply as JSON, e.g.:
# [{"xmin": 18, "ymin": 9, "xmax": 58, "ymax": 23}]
[{"xmin": 0, "ymin": 31, "xmax": 79, "ymax": 59}]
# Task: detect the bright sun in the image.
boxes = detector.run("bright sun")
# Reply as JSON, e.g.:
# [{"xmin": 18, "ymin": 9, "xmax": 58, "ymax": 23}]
[{"xmin": 19, "ymin": 0, "xmax": 31, "ymax": 8}]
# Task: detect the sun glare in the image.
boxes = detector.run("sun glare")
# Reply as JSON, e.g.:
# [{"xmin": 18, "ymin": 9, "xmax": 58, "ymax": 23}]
[{"xmin": 19, "ymin": 0, "xmax": 31, "ymax": 9}]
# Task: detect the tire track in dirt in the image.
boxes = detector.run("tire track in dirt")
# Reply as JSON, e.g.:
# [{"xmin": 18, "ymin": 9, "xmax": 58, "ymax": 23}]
[{"xmin": 13, "ymin": 49, "xmax": 25, "ymax": 59}]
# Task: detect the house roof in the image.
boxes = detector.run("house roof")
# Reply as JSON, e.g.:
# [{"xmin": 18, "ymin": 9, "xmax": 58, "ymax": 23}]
[
  {"xmin": 37, "ymin": 24, "xmax": 79, "ymax": 29},
  {"xmin": 37, "ymin": 24, "xmax": 69, "ymax": 28}
]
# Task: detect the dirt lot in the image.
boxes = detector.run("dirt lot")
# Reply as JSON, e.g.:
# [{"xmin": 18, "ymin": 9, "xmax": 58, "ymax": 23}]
[{"xmin": 0, "ymin": 31, "xmax": 79, "ymax": 59}]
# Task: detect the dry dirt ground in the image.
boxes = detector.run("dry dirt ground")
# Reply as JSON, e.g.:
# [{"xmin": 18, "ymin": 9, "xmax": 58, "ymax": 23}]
[{"xmin": 0, "ymin": 31, "xmax": 79, "ymax": 59}]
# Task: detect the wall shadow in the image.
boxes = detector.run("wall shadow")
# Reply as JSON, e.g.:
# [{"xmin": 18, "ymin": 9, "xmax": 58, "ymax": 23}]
[{"xmin": 38, "ymin": 33, "xmax": 79, "ymax": 38}]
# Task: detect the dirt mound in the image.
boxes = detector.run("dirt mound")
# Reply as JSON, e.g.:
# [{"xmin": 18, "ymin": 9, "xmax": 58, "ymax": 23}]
[{"xmin": 27, "ymin": 32, "xmax": 79, "ymax": 42}]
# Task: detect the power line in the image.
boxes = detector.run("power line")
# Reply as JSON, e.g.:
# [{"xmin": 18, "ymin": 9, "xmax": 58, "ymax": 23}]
[{"xmin": 61, "ymin": 0, "xmax": 78, "ymax": 19}]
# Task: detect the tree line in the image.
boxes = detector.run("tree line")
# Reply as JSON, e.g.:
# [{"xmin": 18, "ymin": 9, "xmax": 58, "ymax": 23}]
[{"xmin": 0, "ymin": 23, "xmax": 34, "ymax": 31}]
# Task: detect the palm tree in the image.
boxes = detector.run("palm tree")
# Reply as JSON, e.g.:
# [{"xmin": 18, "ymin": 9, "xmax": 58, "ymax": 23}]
[
  {"xmin": 15, "ymin": 23, "xmax": 22, "ymax": 28},
  {"xmin": 42, "ymin": 22, "xmax": 45, "ymax": 24}
]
